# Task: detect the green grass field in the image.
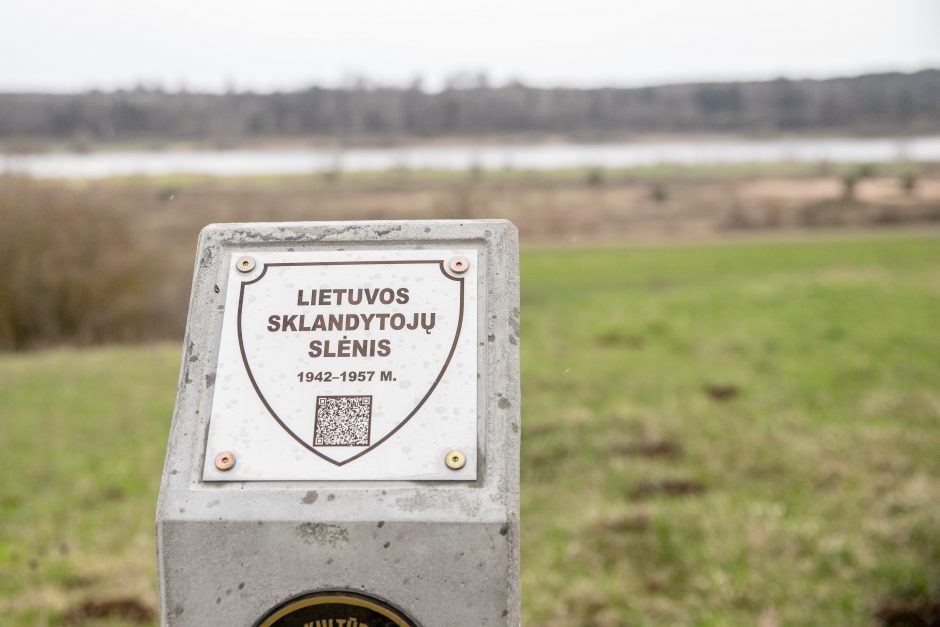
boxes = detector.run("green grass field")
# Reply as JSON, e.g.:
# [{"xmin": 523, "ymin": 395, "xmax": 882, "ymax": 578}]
[{"xmin": 2, "ymin": 233, "xmax": 939, "ymax": 626}]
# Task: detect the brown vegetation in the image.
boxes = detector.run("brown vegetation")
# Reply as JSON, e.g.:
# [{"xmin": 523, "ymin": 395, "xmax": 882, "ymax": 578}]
[
  {"xmin": 0, "ymin": 177, "xmax": 160, "ymax": 350},
  {"xmin": 1, "ymin": 165, "xmax": 939, "ymax": 349}
]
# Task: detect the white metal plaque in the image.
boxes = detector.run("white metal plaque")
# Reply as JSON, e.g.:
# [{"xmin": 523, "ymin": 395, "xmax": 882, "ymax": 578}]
[{"xmin": 202, "ymin": 249, "xmax": 478, "ymax": 481}]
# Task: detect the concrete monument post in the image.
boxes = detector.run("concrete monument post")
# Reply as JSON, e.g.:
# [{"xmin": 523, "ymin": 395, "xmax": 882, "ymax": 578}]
[{"xmin": 157, "ymin": 220, "xmax": 520, "ymax": 626}]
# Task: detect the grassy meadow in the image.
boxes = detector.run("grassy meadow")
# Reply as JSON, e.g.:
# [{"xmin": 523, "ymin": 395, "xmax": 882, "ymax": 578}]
[{"xmin": 2, "ymin": 233, "xmax": 940, "ymax": 625}]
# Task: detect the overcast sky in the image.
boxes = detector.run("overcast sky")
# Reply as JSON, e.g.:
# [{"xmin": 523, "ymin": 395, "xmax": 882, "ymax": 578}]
[{"xmin": 2, "ymin": 0, "xmax": 939, "ymax": 92}]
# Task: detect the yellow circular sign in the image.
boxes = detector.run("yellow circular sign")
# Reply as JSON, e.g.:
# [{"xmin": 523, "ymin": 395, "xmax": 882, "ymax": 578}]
[{"xmin": 255, "ymin": 591, "xmax": 418, "ymax": 627}]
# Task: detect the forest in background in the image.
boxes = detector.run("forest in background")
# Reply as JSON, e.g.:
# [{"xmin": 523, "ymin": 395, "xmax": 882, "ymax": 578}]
[{"xmin": 1, "ymin": 70, "xmax": 938, "ymax": 149}]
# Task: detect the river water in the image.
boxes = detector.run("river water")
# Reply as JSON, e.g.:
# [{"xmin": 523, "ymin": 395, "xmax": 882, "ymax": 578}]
[{"xmin": 3, "ymin": 136, "xmax": 939, "ymax": 179}]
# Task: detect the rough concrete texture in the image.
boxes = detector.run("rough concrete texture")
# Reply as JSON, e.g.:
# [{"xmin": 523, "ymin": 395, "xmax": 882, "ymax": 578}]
[{"xmin": 157, "ymin": 220, "xmax": 520, "ymax": 626}]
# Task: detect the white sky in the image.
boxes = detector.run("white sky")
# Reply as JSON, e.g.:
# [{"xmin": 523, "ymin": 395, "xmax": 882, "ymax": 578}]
[{"xmin": 2, "ymin": 0, "xmax": 939, "ymax": 92}]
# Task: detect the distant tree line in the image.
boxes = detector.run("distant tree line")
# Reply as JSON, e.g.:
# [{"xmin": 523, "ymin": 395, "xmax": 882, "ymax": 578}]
[{"xmin": 1, "ymin": 70, "xmax": 938, "ymax": 145}]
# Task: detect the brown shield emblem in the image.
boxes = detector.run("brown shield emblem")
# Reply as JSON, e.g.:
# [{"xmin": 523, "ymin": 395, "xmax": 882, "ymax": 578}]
[{"xmin": 237, "ymin": 258, "xmax": 465, "ymax": 466}]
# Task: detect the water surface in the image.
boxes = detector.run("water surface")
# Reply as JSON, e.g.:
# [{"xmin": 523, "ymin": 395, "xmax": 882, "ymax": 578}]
[{"xmin": 3, "ymin": 136, "xmax": 938, "ymax": 179}]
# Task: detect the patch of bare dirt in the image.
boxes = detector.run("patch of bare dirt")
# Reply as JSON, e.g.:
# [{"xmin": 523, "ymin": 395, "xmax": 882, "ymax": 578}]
[
  {"xmin": 594, "ymin": 513, "xmax": 651, "ymax": 534},
  {"xmin": 63, "ymin": 597, "xmax": 155, "ymax": 625},
  {"xmin": 875, "ymin": 599, "xmax": 940, "ymax": 627},
  {"xmin": 61, "ymin": 575, "xmax": 98, "ymax": 590},
  {"xmin": 705, "ymin": 383, "xmax": 740, "ymax": 401},
  {"xmin": 615, "ymin": 439, "xmax": 684, "ymax": 459},
  {"xmin": 629, "ymin": 479, "xmax": 706, "ymax": 500},
  {"xmin": 595, "ymin": 331, "xmax": 645, "ymax": 348}
]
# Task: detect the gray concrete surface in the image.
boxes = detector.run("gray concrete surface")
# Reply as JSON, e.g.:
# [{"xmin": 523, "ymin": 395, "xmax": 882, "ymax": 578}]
[{"xmin": 156, "ymin": 220, "xmax": 520, "ymax": 626}]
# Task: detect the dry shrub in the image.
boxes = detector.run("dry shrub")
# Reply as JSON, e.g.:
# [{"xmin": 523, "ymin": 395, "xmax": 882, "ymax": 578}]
[{"xmin": 0, "ymin": 176, "xmax": 159, "ymax": 350}]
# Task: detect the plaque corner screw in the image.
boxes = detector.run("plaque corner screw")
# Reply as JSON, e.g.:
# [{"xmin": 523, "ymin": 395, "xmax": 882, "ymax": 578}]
[
  {"xmin": 445, "ymin": 450, "xmax": 466, "ymax": 470},
  {"xmin": 448, "ymin": 256, "xmax": 469, "ymax": 274},
  {"xmin": 236, "ymin": 256, "xmax": 256, "ymax": 273},
  {"xmin": 214, "ymin": 451, "xmax": 236, "ymax": 471}
]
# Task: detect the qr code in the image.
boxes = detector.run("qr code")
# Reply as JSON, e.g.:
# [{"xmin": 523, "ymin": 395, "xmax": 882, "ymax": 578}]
[{"xmin": 313, "ymin": 395, "xmax": 372, "ymax": 446}]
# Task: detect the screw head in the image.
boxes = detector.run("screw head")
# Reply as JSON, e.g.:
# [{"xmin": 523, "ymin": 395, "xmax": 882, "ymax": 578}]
[
  {"xmin": 235, "ymin": 256, "xmax": 256, "ymax": 273},
  {"xmin": 448, "ymin": 256, "xmax": 470, "ymax": 274},
  {"xmin": 214, "ymin": 451, "xmax": 236, "ymax": 471},
  {"xmin": 444, "ymin": 450, "xmax": 466, "ymax": 470}
]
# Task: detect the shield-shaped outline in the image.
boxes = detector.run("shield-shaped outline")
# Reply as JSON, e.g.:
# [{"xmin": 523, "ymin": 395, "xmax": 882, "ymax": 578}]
[{"xmin": 236, "ymin": 259, "xmax": 465, "ymax": 466}]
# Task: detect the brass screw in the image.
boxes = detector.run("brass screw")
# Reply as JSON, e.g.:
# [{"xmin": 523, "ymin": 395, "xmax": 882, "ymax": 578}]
[
  {"xmin": 448, "ymin": 256, "xmax": 470, "ymax": 274},
  {"xmin": 214, "ymin": 451, "xmax": 236, "ymax": 471},
  {"xmin": 444, "ymin": 450, "xmax": 466, "ymax": 470},
  {"xmin": 235, "ymin": 256, "xmax": 256, "ymax": 273}
]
